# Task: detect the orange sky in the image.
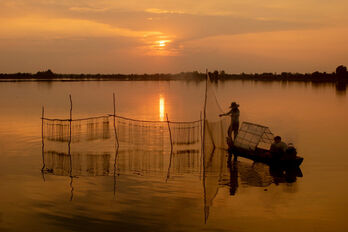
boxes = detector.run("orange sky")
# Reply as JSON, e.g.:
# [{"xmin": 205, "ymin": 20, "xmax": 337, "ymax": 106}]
[{"xmin": 0, "ymin": 0, "xmax": 347, "ymax": 73}]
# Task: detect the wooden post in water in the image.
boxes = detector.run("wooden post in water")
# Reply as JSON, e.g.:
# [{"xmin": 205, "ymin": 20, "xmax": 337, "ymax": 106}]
[
  {"xmin": 68, "ymin": 94, "xmax": 72, "ymax": 151},
  {"xmin": 112, "ymin": 93, "xmax": 119, "ymax": 197},
  {"xmin": 41, "ymin": 106, "xmax": 45, "ymax": 177},
  {"xmin": 69, "ymin": 94, "xmax": 72, "ymax": 121},
  {"xmin": 68, "ymin": 94, "xmax": 74, "ymax": 201},
  {"xmin": 166, "ymin": 113, "xmax": 173, "ymax": 182},
  {"xmin": 203, "ymin": 71, "xmax": 208, "ymax": 224},
  {"xmin": 113, "ymin": 93, "xmax": 116, "ymax": 116},
  {"xmin": 113, "ymin": 93, "xmax": 119, "ymax": 146}
]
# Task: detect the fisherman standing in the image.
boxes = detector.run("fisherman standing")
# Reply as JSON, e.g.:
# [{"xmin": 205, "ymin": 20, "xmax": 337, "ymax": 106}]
[{"xmin": 219, "ymin": 102, "xmax": 240, "ymax": 139}]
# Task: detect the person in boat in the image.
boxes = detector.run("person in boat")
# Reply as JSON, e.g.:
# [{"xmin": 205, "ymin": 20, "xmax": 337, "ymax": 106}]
[
  {"xmin": 270, "ymin": 136, "xmax": 288, "ymax": 159},
  {"xmin": 284, "ymin": 143, "xmax": 297, "ymax": 160},
  {"xmin": 219, "ymin": 102, "xmax": 240, "ymax": 139}
]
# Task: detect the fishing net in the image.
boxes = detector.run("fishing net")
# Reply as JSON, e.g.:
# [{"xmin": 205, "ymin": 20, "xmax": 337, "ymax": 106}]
[
  {"xmin": 234, "ymin": 122, "xmax": 274, "ymax": 151},
  {"xmin": 203, "ymin": 73, "xmax": 230, "ymax": 154},
  {"xmin": 170, "ymin": 149, "xmax": 201, "ymax": 176},
  {"xmin": 43, "ymin": 115, "xmax": 201, "ymax": 150},
  {"xmin": 115, "ymin": 116, "xmax": 201, "ymax": 152},
  {"xmin": 113, "ymin": 116, "xmax": 201, "ymax": 178},
  {"xmin": 43, "ymin": 151, "xmax": 111, "ymax": 176},
  {"xmin": 42, "ymin": 112, "xmax": 202, "ymax": 180},
  {"xmin": 43, "ymin": 116, "xmax": 111, "ymax": 143},
  {"xmin": 116, "ymin": 149, "xmax": 168, "ymax": 176},
  {"xmin": 203, "ymin": 148, "xmax": 229, "ymax": 223},
  {"xmin": 202, "ymin": 73, "xmax": 231, "ymax": 222},
  {"xmin": 115, "ymin": 116, "xmax": 169, "ymax": 151},
  {"xmin": 237, "ymin": 161, "xmax": 273, "ymax": 187},
  {"xmin": 170, "ymin": 121, "xmax": 201, "ymax": 146}
]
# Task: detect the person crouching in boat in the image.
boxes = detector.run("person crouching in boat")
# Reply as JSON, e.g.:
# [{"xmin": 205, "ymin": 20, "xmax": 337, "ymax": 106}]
[
  {"xmin": 270, "ymin": 136, "xmax": 288, "ymax": 159},
  {"xmin": 219, "ymin": 102, "xmax": 240, "ymax": 139}
]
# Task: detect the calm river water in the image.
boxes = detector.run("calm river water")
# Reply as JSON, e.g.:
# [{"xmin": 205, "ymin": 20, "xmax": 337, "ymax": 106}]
[{"xmin": 0, "ymin": 80, "xmax": 347, "ymax": 232}]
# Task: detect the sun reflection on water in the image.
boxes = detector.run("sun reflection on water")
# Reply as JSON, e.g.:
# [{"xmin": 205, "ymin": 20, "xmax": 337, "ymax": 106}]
[{"xmin": 159, "ymin": 95, "xmax": 165, "ymax": 121}]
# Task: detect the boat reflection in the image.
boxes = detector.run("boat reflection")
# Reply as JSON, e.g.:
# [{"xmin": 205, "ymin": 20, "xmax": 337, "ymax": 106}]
[
  {"xmin": 223, "ymin": 159, "xmax": 303, "ymax": 192},
  {"xmin": 202, "ymin": 149, "xmax": 303, "ymax": 222}
]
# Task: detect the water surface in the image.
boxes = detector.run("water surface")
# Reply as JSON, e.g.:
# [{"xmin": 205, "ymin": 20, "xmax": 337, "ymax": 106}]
[{"xmin": 0, "ymin": 80, "xmax": 347, "ymax": 232}]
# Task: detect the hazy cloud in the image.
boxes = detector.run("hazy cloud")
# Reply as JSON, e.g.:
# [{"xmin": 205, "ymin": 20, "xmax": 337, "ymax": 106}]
[{"xmin": 0, "ymin": 0, "xmax": 347, "ymax": 73}]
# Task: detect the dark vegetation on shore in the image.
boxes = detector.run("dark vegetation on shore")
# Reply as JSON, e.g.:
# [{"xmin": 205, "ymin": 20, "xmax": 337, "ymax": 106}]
[{"xmin": 1, "ymin": 65, "xmax": 347, "ymax": 83}]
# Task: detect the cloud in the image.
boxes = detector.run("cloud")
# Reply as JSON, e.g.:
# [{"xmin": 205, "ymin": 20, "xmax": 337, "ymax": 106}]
[
  {"xmin": 69, "ymin": 7, "xmax": 108, "ymax": 12},
  {"xmin": 0, "ymin": 0, "xmax": 347, "ymax": 73},
  {"xmin": 0, "ymin": 16, "xmax": 163, "ymax": 39},
  {"xmin": 145, "ymin": 8, "xmax": 185, "ymax": 15}
]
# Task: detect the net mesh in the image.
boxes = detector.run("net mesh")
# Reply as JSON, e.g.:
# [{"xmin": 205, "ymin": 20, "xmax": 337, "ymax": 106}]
[
  {"xmin": 43, "ymin": 116, "xmax": 111, "ymax": 143},
  {"xmin": 43, "ymin": 151, "xmax": 111, "ymax": 176},
  {"xmin": 202, "ymin": 73, "xmax": 230, "ymax": 222},
  {"xmin": 42, "ymin": 113, "xmax": 202, "ymax": 178},
  {"xmin": 203, "ymin": 74, "xmax": 230, "ymax": 154},
  {"xmin": 115, "ymin": 116, "xmax": 169, "ymax": 150},
  {"xmin": 234, "ymin": 122, "xmax": 274, "ymax": 151},
  {"xmin": 203, "ymin": 148, "xmax": 229, "ymax": 222},
  {"xmin": 43, "ymin": 115, "xmax": 201, "ymax": 151}
]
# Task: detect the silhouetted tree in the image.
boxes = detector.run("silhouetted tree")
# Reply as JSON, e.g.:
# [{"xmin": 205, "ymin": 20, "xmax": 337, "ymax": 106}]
[
  {"xmin": 36, "ymin": 69, "xmax": 54, "ymax": 79},
  {"xmin": 336, "ymin": 65, "xmax": 347, "ymax": 79}
]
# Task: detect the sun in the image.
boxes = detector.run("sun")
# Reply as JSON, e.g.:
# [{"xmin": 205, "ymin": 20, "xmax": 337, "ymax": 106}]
[
  {"xmin": 158, "ymin": 40, "xmax": 166, "ymax": 47},
  {"xmin": 156, "ymin": 40, "xmax": 170, "ymax": 49},
  {"xmin": 141, "ymin": 36, "xmax": 178, "ymax": 56}
]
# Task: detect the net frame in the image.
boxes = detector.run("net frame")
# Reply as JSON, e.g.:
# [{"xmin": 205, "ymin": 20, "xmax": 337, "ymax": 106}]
[{"xmin": 233, "ymin": 122, "xmax": 274, "ymax": 151}]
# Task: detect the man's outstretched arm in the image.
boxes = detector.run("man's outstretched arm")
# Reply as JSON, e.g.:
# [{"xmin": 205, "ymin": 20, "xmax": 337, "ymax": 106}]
[{"xmin": 219, "ymin": 109, "xmax": 232, "ymax": 117}]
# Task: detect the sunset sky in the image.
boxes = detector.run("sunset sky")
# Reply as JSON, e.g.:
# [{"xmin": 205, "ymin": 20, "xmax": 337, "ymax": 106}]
[{"xmin": 0, "ymin": 0, "xmax": 347, "ymax": 74}]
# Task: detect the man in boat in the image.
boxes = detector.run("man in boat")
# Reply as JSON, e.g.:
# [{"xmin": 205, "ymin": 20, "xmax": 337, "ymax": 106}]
[
  {"xmin": 270, "ymin": 136, "xmax": 288, "ymax": 159},
  {"xmin": 219, "ymin": 102, "xmax": 240, "ymax": 139}
]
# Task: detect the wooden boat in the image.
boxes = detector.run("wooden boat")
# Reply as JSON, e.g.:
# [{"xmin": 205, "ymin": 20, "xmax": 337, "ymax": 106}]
[
  {"xmin": 225, "ymin": 122, "xmax": 304, "ymax": 167},
  {"xmin": 228, "ymin": 144, "xmax": 304, "ymax": 167}
]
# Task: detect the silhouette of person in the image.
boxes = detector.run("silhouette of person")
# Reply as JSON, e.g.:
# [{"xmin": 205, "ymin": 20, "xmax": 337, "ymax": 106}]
[
  {"xmin": 219, "ymin": 102, "xmax": 240, "ymax": 139},
  {"xmin": 270, "ymin": 136, "xmax": 288, "ymax": 159}
]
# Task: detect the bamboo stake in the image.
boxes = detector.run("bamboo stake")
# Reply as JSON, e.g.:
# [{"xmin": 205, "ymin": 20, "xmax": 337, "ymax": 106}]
[
  {"xmin": 166, "ymin": 113, "xmax": 173, "ymax": 182},
  {"xmin": 203, "ymin": 71, "xmax": 208, "ymax": 223},
  {"xmin": 113, "ymin": 93, "xmax": 119, "ymax": 146},
  {"xmin": 41, "ymin": 106, "xmax": 46, "ymax": 180},
  {"xmin": 69, "ymin": 94, "xmax": 72, "ymax": 121},
  {"xmin": 113, "ymin": 93, "xmax": 120, "ymax": 197},
  {"xmin": 68, "ymin": 94, "xmax": 74, "ymax": 201},
  {"xmin": 113, "ymin": 93, "xmax": 116, "ymax": 116}
]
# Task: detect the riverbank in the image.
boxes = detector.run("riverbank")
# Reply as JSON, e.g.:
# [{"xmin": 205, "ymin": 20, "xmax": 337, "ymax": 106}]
[{"xmin": 1, "ymin": 68, "xmax": 347, "ymax": 83}]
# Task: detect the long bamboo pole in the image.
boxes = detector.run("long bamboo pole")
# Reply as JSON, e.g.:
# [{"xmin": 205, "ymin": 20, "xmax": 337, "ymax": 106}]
[
  {"xmin": 41, "ymin": 106, "xmax": 46, "ymax": 181},
  {"xmin": 113, "ymin": 93, "xmax": 120, "ymax": 197},
  {"xmin": 203, "ymin": 71, "xmax": 208, "ymax": 223},
  {"xmin": 166, "ymin": 113, "xmax": 173, "ymax": 182},
  {"xmin": 68, "ymin": 94, "xmax": 74, "ymax": 201},
  {"xmin": 113, "ymin": 93, "xmax": 119, "ymax": 146}
]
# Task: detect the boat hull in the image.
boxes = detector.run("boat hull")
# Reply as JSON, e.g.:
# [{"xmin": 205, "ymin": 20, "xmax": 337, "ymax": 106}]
[{"xmin": 228, "ymin": 146, "xmax": 304, "ymax": 167}]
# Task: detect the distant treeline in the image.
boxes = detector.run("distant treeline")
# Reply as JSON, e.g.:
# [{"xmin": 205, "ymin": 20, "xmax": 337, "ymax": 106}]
[{"xmin": 1, "ymin": 65, "xmax": 347, "ymax": 82}]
